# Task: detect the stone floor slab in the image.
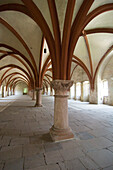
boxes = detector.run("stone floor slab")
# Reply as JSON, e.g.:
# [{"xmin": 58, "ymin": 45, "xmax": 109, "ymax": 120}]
[
  {"xmin": 79, "ymin": 155, "xmax": 99, "ymax": 169},
  {"xmin": 0, "ymin": 95, "xmax": 113, "ymax": 169},
  {"xmin": 0, "ymin": 146, "xmax": 22, "ymax": 161},
  {"xmin": 4, "ymin": 158, "xmax": 23, "ymax": 170},
  {"xmin": 44, "ymin": 142, "xmax": 62, "ymax": 152},
  {"xmin": 87, "ymin": 149, "xmax": 113, "ymax": 168},
  {"xmin": 108, "ymin": 146, "xmax": 113, "ymax": 153},
  {"xmin": 23, "ymin": 144, "xmax": 44, "ymax": 157},
  {"xmin": 65, "ymin": 158, "xmax": 86, "ymax": 170},
  {"xmin": 10, "ymin": 137, "xmax": 29, "ymax": 146},
  {"xmin": 24, "ymin": 153, "xmax": 45, "ymax": 169},
  {"xmin": 44, "ymin": 150, "xmax": 63, "ymax": 164},
  {"xmin": 103, "ymin": 166, "xmax": 113, "ymax": 170}
]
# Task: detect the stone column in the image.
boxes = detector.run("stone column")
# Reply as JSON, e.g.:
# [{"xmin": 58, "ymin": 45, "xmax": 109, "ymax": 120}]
[
  {"xmin": 42, "ymin": 87, "xmax": 45, "ymax": 95},
  {"xmin": 50, "ymin": 80, "xmax": 74, "ymax": 142},
  {"xmin": 50, "ymin": 86, "xmax": 53, "ymax": 96},
  {"xmin": 81, "ymin": 82, "xmax": 83, "ymax": 101},
  {"xmin": 74, "ymin": 83, "xmax": 76, "ymax": 100},
  {"xmin": 6, "ymin": 90, "xmax": 8, "ymax": 96},
  {"xmin": 35, "ymin": 88, "xmax": 42, "ymax": 107},
  {"xmin": 108, "ymin": 78, "xmax": 113, "ymax": 106},
  {"xmin": 31, "ymin": 90, "xmax": 35, "ymax": 100},
  {"xmin": 2, "ymin": 86, "xmax": 4, "ymax": 97},
  {"xmin": 13, "ymin": 89, "xmax": 15, "ymax": 95},
  {"xmin": 0, "ymin": 86, "xmax": 2, "ymax": 98},
  {"xmin": 9, "ymin": 88, "xmax": 11, "ymax": 96},
  {"xmin": 89, "ymin": 89, "xmax": 98, "ymax": 104}
]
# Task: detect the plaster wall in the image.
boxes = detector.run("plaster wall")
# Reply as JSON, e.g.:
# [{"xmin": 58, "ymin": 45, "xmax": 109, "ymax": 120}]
[
  {"xmin": 15, "ymin": 82, "xmax": 28, "ymax": 95},
  {"xmin": 102, "ymin": 56, "xmax": 113, "ymax": 105},
  {"xmin": 71, "ymin": 66, "xmax": 89, "ymax": 83}
]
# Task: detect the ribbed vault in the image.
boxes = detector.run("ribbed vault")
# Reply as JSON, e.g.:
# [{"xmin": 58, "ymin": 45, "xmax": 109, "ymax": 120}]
[{"xmin": 0, "ymin": 0, "xmax": 113, "ymax": 93}]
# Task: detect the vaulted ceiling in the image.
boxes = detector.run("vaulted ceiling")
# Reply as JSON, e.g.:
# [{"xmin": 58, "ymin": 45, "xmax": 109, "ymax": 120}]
[{"xmin": 0, "ymin": 0, "xmax": 113, "ymax": 91}]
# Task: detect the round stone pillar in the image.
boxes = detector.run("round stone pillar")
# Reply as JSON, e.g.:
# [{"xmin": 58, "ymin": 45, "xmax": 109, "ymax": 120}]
[
  {"xmin": 31, "ymin": 89, "xmax": 35, "ymax": 100},
  {"xmin": 50, "ymin": 80, "xmax": 74, "ymax": 142},
  {"xmin": 89, "ymin": 89, "xmax": 98, "ymax": 104},
  {"xmin": 80, "ymin": 82, "xmax": 83, "ymax": 101},
  {"xmin": 35, "ymin": 88, "xmax": 42, "ymax": 107},
  {"xmin": 50, "ymin": 86, "xmax": 53, "ymax": 96}
]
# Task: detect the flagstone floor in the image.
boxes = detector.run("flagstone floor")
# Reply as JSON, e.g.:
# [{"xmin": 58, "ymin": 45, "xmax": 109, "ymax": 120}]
[{"xmin": 0, "ymin": 95, "xmax": 113, "ymax": 170}]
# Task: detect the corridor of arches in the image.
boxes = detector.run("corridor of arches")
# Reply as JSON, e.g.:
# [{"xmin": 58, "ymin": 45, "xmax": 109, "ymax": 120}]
[{"xmin": 0, "ymin": 0, "xmax": 113, "ymax": 169}]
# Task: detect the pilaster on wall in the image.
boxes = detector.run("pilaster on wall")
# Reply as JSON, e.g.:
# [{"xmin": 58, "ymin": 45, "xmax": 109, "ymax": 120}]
[
  {"xmin": 80, "ymin": 82, "xmax": 83, "ymax": 101},
  {"xmin": 89, "ymin": 76, "xmax": 103, "ymax": 104},
  {"xmin": 50, "ymin": 89, "xmax": 53, "ymax": 96},
  {"xmin": 108, "ymin": 78, "xmax": 113, "ymax": 106},
  {"xmin": 0, "ymin": 86, "xmax": 2, "ymax": 98},
  {"xmin": 2, "ymin": 86, "xmax": 4, "ymax": 97},
  {"xmin": 89, "ymin": 89, "xmax": 98, "ymax": 104},
  {"xmin": 74, "ymin": 83, "xmax": 76, "ymax": 100}
]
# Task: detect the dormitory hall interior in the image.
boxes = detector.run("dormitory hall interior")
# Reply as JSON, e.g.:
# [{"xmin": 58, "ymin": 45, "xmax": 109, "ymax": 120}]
[{"xmin": 0, "ymin": 0, "xmax": 113, "ymax": 170}]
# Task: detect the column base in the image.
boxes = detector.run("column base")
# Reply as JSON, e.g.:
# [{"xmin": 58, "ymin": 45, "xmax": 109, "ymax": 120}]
[
  {"xmin": 34, "ymin": 104, "xmax": 42, "ymax": 107},
  {"xmin": 50, "ymin": 125, "xmax": 74, "ymax": 142}
]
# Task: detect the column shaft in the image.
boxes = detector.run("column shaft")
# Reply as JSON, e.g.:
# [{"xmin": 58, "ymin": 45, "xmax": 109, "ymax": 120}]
[
  {"xmin": 35, "ymin": 88, "xmax": 42, "ymax": 107},
  {"xmin": 50, "ymin": 80, "xmax": 74, "ymax": 142}
]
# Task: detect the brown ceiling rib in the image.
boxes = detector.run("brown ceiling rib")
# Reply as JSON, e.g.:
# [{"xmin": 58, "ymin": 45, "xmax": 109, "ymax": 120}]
[
  {"xmin": 0, "ymin": 64, "xmax": 32, "ymax": 85},
  {"xmin": 43, "ymin": 78, "xmax": 50, "ymax": 86},
  {"xmin": 0, "ymin": 52, "xmax": 33, "ymax": 80},
  {"xmin": 0, "ymin": 17, "xmax": 38, "ymax": 78},
  {"xmin": 7, "ymin": 76, "xmax": 28, "ymax": 87},
  {"xmin": 38, "ymin": 36, "xmax": 45, "ymax": 88},
  {"xmin": 67, "ymin": 0, "xmax": 94, "ymax": 79},
  {"xmin": 84, "ymin": 28, "xmax": 113, "ymax": 35},
  {"xmin": 41, "ymin": 61, "xmax": 52, "ymax": 87},
  {"xmin": 70, "ymin": 64, "xmax": 78, "ymax": 79},
  {"xmin": 0, "ymin": 4, "xmax": 32, "ymax": 17},
  {"xmin": 44, "ymin": 74, "xmax": 52, "ymax": 79},
  {"xmin": 0, "ymin": 0, "xmax": 113, "ymax": 87},
  {"xmin": 43, "ymin": 81, "xmax": 48, "ymax": 89},
  {"xmin": 68, "ymin": 2, "xmax": 113, "ymax": 80},
  {"xmin": 72, "ymin": 55, "xmax": 92, "ymax": 86},
  {"xmin": 83, "ymin": 31, "xmax": 93, "ymax": 77},
  {"xmin": 1, "ymin": 72, "xmax": 29, "ymax": 85},
  {"xmin": 44, "ymin": 75, "xmax": 51, "ymax": 83},
  {"xmin": 0, "ymin": 68, "xmax": 13, "ymax": 83},
  {"xmin": 61, "ymin": 0, "xmax": 76, "ymax": 80},
  {"xmin": 47, "ymin": 0, "xmax": 61, "ymax": 79},
  {"xmin": 11, "ymin": 79, "xmax": 28, "ymax": 90},
  {"xmin": 41, "ymin": 55, "xmax": 51, "ymax": 86},
  {"xmin": 69, "ymin": 0, "xmax": 94, "ymax": 54},
  {"xmin": 72, "ymin": 55, "xmax": 92, "ymax": 79},
  {"xmin": 0, "ymin": 44, "xmax": 36, "ymax": 79},
  {"xmin": 84, "ymin": 4, "xmax": 113, "ymax": 29},
  {"xmin": 93, "ymin": 45, "xmax": 113, "ymax": 89},
  {"xmin": 21, "ymin": 0, "xmax": 56, "ymax": 79}
]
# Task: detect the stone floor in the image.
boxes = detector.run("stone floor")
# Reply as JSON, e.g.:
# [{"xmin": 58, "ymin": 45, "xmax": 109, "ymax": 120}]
[{"xmin": 0, "ymin": 95, "xmax": 113, "ymax": 170}]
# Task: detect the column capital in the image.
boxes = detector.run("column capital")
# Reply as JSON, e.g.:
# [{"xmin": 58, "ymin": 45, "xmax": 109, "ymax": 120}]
[
  {"xmin": 35, "ymin": 87, "xmax": 42, "ymax": 91},
  {"xmin": 51, "ymin": 80, "xmax": 73, "ymax": 91},
  {"xmin": 31, "ymin": 89, "xmax": 35, "ymax": 92}
]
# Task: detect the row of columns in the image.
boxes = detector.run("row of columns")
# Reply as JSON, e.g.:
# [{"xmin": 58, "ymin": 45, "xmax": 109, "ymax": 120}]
[
  {"xmin": 28, "ymin": 80, "xmax": 74, "ymax": 141},
  {"xmin": 0, "ymin": 86, "xmax": 14, "ymax": 98},
  {"xmin": 28, "ymin": 78, "xmax": 112, "ymax": 142},
  {"xmin": 41, "ymin": 82, "xmax": 90, "ymax": 102}
]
